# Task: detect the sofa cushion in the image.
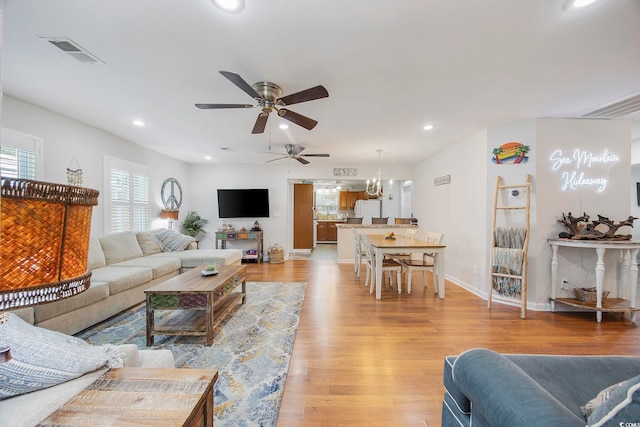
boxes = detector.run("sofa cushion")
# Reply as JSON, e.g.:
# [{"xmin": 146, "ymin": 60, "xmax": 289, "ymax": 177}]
[
  {"xmin": 111, "ymin": 256, "xmax": 181, "ymax": 279},
  {"xmin": 99, "ymin": 231, "xmax": 143, "ymax": 265},
  {"xmin": 136, "ymin": 229, "xmax": 164, "ymax": 256},
  {"xmin": 88, "ymin": 237, "xmax": 107, "ymax": 270},
  {"xmin": 587, "ymin": 375, "xmax": 640, "ymax": 426},
  {"xmin": 505, "ymin": 353, "xmax": 640, "ymax": 420},
  {"xmin": 155, "ymin": 229, "xmax": 194, "ymax": 252},
  {"xmin": 0, "ymin": 313, "xmax": 120, "ymax": 400},
  {"xmin": 33, "ymin": 282, "xmax": 110, "ymax": 323},
  {"xmin": 90, "ymin": 266, "xmax": 153, "ymax": 295}
]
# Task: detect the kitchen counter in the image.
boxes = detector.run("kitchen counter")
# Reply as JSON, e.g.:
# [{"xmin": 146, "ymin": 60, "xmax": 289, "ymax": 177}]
[{"xmin": 335, "ymin": 224, "xmax": 416, "ymax": 228}]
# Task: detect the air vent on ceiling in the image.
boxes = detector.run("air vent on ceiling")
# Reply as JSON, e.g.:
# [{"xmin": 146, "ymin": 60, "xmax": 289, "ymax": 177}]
[
  {"xmin": 40, "ymin": 37, "xmax": 104, "ymax": 64},
  {"xmin": 582, "ymin": 93, "xmax": 640, "ymax": 118}
]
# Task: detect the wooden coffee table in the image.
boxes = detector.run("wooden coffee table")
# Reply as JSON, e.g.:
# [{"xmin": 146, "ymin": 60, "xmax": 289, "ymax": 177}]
[
  {"xmin": 37, "ymin": 368, "xmax": 218, "ymax": 426},
  {"xmin": 146, "ymin": 264, "xmax": 246, "ymax": 346}
]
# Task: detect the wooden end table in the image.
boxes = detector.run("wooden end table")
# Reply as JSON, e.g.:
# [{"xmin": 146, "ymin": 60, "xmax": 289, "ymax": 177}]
[
  {"xmin": 37, "ymin": 368, "xmax": 218, "ymax": 426},
  {"xmin": 146, "ymin": 264, "xmax": 247, "ymax": 346}
]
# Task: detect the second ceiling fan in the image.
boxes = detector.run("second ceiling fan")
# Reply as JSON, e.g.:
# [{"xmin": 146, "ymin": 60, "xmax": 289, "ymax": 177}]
[
  {"xmin": 196, "ymin": 71, "xmax": 329, "ymax": 134},
  {"xmin": 262, "ymin": 144, "xmax": 330, "ymax": 165}
]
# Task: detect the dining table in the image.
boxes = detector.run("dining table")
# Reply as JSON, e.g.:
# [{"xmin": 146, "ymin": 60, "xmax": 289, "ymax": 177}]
[{"xmin": 368, "ymin": 234, "xmax": 446, "ymax": 299}]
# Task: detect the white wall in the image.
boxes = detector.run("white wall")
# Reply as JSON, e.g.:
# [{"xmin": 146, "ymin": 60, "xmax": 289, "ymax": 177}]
[
  {"xmin": 2, "ymin": 95, "xmax": 190, "ymax": 236},
  {"xmin": 412, "ymin": 130, "xmax": 488, "ymax": 293},
  {"xmin": 534, "ymin": 118, "xmax": 632, "ymax": 303},
  {"xmin": 486, "ymin": 120, "xmax": 537, "ymax": 305}
]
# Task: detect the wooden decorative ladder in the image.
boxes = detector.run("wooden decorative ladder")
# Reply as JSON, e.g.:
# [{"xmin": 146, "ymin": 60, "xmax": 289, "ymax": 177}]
[{"xmin": 487, "ymin": 175, "xmax": 531, "ymax": 319}]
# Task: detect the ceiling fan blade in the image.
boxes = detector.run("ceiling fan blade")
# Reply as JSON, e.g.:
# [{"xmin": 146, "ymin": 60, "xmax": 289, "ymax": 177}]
[
  {"xmin": 258, "ymin": 150, "xmax": 285, "ymax": 155},
  {"xmin": 219, "ymin": 71, "xmax": 262, "ymax": 100},
  {"xmin": 278, "ymin": 109, "xmax": 318, "ymax": 130},
  {"xmin": 266, "ymin": 156, "xmax": 289, "ymax": 163},
  {"xmin": 301, "ymin": 153, "xmax": 330, "ymax": 157},
  {"xmin": 278, "ymin": 85, "xmax": 329, "ymax": 106},
  {"xmin": 251, "ymin": 113, "xmax": 269, "ymax": 134},
  {"xmin": 195, "ymin": 103, "xmax": 254, "ymax": 109},
  {"xmin": 295, "ymin": 156, "xmax": 310, "ymax": 165}
]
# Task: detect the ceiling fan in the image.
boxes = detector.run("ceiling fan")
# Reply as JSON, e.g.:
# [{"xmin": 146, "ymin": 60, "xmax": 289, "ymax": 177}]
[
  {"xmin": 262, "ymin": 144, "xmax": 330, "ymax": 165},
  {"xmin": 195, "ymin": 71, "xmax": 329, "ymax": 134}
]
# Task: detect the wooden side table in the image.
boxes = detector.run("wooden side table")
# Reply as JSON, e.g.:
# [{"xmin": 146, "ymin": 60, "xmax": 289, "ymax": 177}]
[
  {"xmin": 549, "ymin": 238, "xmax": 640, "ymax": 322},
  {"xmin": 37, "ymin": 368, "xmax": 218, "ymax": 426}
]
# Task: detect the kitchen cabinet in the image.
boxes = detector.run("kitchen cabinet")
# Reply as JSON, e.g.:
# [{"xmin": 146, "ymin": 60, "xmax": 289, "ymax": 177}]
[
  {"xmin": 339, "ymin": 191, "xmax": 369, "ymax": 210},
  {"xmin": 317, "ymin": 221, "xmax": 341, "ymax": 242}
]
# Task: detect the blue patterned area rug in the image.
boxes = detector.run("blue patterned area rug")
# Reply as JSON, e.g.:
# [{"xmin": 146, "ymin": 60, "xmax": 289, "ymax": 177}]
[{"xmin": 76, "ymin": 281, "xmax": 307, "ymax": 427}]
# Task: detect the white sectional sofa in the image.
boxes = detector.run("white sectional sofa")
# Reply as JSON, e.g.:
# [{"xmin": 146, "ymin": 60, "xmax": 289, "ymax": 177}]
[
  {"xmin": 0, "ymin": 313, "xmax": 176, "ymax": 427},
  {"xmin": 10, "ymin": 229, "xmax": 242, "ymax": 335}
]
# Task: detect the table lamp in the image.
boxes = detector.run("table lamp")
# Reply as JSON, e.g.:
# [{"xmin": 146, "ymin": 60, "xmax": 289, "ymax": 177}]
[
  {"xmin": 0, "ymin": 177, "xmax": 99, "ymax": 362},
  {"xmin": 160, "ymin": 209, "xmax": 179, "ymax": 229}
]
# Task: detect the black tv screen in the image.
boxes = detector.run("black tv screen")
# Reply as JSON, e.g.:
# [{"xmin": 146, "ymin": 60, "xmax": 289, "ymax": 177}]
[{"xmin": 217, "ymin": 189, "xmax": 270, "ymax": 218}]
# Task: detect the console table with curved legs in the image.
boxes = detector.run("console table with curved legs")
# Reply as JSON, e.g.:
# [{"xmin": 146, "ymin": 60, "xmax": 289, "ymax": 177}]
[{"xmin": 549, "ymin": 238, "xmax": 640, "ymax": 323}]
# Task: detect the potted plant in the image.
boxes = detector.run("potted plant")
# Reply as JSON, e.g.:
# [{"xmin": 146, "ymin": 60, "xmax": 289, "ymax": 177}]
[{"xmin": 182, "ymin": 211, "xmax": 208, "ymax": 238}]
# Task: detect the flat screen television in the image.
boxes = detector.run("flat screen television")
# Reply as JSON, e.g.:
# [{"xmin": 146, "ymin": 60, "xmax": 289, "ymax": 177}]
[{"xmin": 217, "ymin": 189, "xmax": 270, "ymax": 218}]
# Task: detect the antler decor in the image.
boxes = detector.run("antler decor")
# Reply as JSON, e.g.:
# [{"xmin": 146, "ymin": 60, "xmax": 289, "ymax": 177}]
[{"xmin": 558, "ymin": 212, "xmax": 637, "ymax": 240}]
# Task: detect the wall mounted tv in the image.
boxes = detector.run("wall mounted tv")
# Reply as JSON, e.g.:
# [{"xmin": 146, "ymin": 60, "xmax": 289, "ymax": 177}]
[{"xmin": 217, "ymin": 189, "xmax": 270, "ymax": 218}]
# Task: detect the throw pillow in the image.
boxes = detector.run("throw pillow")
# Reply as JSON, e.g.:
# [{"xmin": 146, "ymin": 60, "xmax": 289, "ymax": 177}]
[
  {"xmin": 136, "ymin": 229, "xmax": 163, "ymax": 256},
  {"xmin": 0, "ymin": 313, "xmax": 122, "ymax": 400},
  {"xmin": 155, "ymin": 229, "xmax": 194, "ymax": 252},
  {"xmin": 581, "ymin": 381, "xmax": 625, "ymax": 418},
  {"xmin": 587, "ymin": 374, "xmax": 640, "ymax": 426}
]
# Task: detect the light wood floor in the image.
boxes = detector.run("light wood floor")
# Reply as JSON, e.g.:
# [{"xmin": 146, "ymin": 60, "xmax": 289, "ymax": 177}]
[{"xmin": 243, "ymin": 258, "xmax": 640, "ymax": 427}]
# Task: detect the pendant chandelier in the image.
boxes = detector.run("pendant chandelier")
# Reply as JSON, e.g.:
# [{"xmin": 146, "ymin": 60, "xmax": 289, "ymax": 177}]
[{"xmin": 366, "ymin": 149, "xmax": 392, "ymax": 197}]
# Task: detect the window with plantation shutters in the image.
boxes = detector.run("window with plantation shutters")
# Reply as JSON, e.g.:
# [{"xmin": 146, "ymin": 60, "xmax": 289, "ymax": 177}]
[
  {"xmin": 104, "ymin": 156, "xmax": 149, "ymax": 234},
  {"xmin": 0, "ymin": 129, "xmax": 43, "ymax": 180}
]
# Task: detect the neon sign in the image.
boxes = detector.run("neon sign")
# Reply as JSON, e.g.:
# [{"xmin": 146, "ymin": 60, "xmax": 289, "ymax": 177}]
[{"xmin": 548, "ymin": 148, "xmax": 619, "ymax": 193}]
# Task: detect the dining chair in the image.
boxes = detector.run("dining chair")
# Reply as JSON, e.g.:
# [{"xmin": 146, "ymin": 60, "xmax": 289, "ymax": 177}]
[
  {"xmin": 400, "ymin": 232, "xmax": 444, "ymax": 294},
  {"xmin": 387, "ymin": 228, "xmax": 418, "ymax": 262},
  {"xmin": 346, "ymin": 217, "xmax": 363, "ymax": 224},
  {"xmin": 362, "ymin": 233, "xmax": 402, "ymax": 293},
  {"xmin": 371, "ymin": 217, "xmax": 388, "ymax": 224},
  {"xmin": 352, "ymin": 229, "xmax": 366, "ymax": 277}
]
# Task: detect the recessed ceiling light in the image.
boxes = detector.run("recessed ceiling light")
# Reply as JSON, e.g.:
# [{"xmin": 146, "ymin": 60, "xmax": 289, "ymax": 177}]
[
  {"xmin": 423, "ymin": 124, "xmax": 435, "ymax": 131},
  {"xmin": 564, "ymin": 0, "xmax": 599, "ymax": 10},
  {"xmin": 132, "ymin": 120, "xmax": 146, "ymax": 127},
  {"xmin": 211, "ymin": 0, "xmax": 244, "ymax": 13},
  {"xmin": 279, "ymin": 124, "xmax": 289, "ymax": 130},
  {"xmin": 205, "ymin": 155, "xmax": 212, "ymax": 160}
]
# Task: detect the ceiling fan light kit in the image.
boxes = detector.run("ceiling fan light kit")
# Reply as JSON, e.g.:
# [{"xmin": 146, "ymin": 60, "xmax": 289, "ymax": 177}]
[{"xmin": 196, "ymin": 71, "xmax": 328, "ymax": 134}]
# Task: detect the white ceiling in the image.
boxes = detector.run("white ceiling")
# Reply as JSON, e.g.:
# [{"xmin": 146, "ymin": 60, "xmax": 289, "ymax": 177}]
[{"xmin": 3, "ymin": 0, "xmax": 640, "ymax": 167}]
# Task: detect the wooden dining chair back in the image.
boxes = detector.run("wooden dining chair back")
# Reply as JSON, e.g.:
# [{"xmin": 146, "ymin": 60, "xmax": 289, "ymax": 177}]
[
  {"xmin": 346, "ymin": 217, "xmax": 363, "ymax": 224},
  {"xmin": 400, "ymin": 232, "xmax": 444, "ymax": 294},
  {"xmin": 362, "ymin": 234, "xmax": 402, "ymax": 293},
  {"xmin": 394, "ymin": 218, "xmax": 412, "ymax": 224},
  {"xmin": 371, "ymin": 217, "xmax": 389, "ymax": 224},
  {"xmin": 387, "ymin": 228, "xmax": 419, "ymax": 262}
]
